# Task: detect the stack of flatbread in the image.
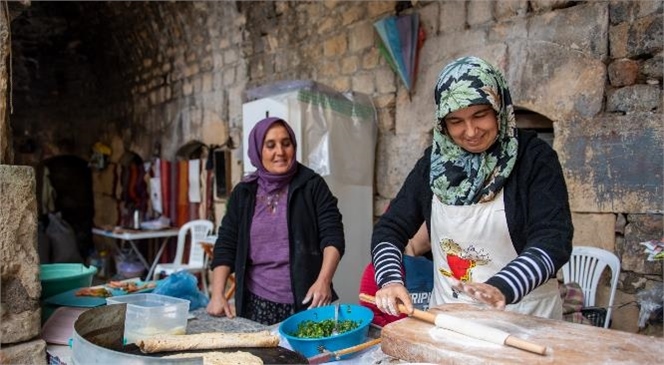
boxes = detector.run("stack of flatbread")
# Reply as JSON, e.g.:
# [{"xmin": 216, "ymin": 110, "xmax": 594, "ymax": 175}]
[
  {"xmin": 139, "ymin": 331, "xmax": 280, "ymax": 365},
  {"xmin": 163, "ymin": 351, "xmax": 263, "ymax": 365}
]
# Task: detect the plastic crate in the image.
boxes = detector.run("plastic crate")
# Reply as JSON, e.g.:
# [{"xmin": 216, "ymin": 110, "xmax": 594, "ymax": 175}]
[{"xmin": 581, "ymin": 307, "xmax": 607, "ymax": 327}]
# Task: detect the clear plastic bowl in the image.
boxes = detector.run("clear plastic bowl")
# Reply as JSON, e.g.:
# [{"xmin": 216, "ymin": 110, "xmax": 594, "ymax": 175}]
[{"xmin": 106, "ymin": 293, "xmax": 190, "ymax": 344}]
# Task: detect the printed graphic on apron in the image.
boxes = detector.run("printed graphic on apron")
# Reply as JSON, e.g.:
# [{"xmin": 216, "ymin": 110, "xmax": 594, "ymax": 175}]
[{"xmin": 438, "ymin": 238, "xmax": 491, "ymax": 298}]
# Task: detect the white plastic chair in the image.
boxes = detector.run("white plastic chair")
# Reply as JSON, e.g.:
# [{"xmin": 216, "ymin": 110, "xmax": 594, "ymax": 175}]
[
  {"xmin": 153, "ymin": 220, "xmax": 214, "ymax": 295},
  {"xmin": 561, "ymin": 246, "xmax": 621, "ymax": 328}
]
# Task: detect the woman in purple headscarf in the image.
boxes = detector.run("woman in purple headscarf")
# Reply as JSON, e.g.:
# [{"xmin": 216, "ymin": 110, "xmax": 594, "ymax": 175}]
[{"xmin": 207, "ymin": 117, "xmax": 345, "ymax": 325}]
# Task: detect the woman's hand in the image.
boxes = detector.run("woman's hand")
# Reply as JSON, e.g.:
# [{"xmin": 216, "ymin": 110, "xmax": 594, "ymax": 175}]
[
  {"xmin": 451, "ymin": 278, "xmax": 506, "ymax": 310},
  {"xmin": 206, "ymin": 294, "xmax": 236, "ymax": 318},
  {"xmin": 375, "ymin": 283, "xmax": 413, "ymax": 317},
  {"xmin": 302, "ymin": 278, "xmax": 333, "ymax": 309},
  {"xmin": 302, "ymin": 246, "xmax": 341, "ymax": 309}
]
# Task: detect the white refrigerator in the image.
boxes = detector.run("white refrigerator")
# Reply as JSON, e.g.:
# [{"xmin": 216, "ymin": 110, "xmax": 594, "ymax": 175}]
[{"xmin": 242, "ymin": 81, "xmax": 377, "ymax": 304}]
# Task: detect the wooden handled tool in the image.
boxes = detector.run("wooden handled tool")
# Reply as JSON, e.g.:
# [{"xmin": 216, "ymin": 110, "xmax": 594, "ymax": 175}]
[
  {"xmin": 359, "ymin": 294, "xmax": 548, "ymax": 356},
  {"xmin": 307, "ymin": 338, "xmax": 382, "ymax": 364}
]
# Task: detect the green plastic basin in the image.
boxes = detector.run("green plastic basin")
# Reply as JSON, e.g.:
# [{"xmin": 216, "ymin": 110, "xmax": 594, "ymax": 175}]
[{"xmin": 40, "ymin": 264, "xmax": 97, "ymax": 299}]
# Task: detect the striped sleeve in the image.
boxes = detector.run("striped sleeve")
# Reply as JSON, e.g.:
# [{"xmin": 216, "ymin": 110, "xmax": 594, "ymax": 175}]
[
  {"xmin": 486, "ymin": 247, "xmax": 555, "ymax": 304},
  {"xmin": 372, "ymin": 242, "xmax": 404, "ymax": 288}
]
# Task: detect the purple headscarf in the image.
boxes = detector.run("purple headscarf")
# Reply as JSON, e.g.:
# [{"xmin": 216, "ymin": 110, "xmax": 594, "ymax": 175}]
[{"xmin": 245, "ymin": 117, "xmax": 298, "ymax": 194}]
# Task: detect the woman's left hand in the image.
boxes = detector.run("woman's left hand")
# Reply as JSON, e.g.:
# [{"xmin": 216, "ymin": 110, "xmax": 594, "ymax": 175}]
[
  {"xmin": 450, "ymin": 278, "xmax": 506, "ymax": 310},
  {"xmin": 302, "ymin": 279, "xmax": 333, "ymax": 309}
]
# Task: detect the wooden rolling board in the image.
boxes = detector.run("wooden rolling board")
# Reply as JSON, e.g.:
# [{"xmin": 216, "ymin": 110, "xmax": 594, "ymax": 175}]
[{"xmin": 381, "ymin": 303, "xmax": 664, "ymax": 364}]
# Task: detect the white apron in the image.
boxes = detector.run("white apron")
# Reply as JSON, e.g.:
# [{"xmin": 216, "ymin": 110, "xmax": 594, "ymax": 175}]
[{"xmin": 430, "ymin": 190, "xmax": 562, "ymax": 320}]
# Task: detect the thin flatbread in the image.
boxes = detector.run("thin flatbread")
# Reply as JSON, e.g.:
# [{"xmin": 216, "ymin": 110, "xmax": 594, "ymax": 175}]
[
  {"xmin": 139, "ymin": 331, "xmax": 279, "ymax": 353},
  {"xmin": 163, "ymin": 351, "xmax": 263, "ymax": 365}
]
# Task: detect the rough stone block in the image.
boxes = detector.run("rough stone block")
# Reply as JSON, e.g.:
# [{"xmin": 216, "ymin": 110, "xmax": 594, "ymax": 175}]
[
  {"xmin": 0, "ymin": 166, "xmax": 40, "ymax": 344},
  {"xmin": 530, "ymin": 0, "xmax": 574, "ymax": 12},
  {"xmin": 341, "ymin": 6, "xmax": 363, "ymax": 26},
  {"xmin": 571, "ymin": 213, "xmax": 616, "ymax": 251},
  {"xmin": 606, "ymin": 84, "xmax": 662, "ymax": 113},
  {"xmin": 608, "ymin": 58, "xmax": 639, "ymax": 86},
  {"xmin": 558, "ymin": 113, "xmax": 663, "ymax": 214},
  {"xmin": 467, "ymin": 0, "xmax": 494, "ymax": 27},
  {"xmin": 329, "ymin": 76, "xmax": 349, "ymax": 92},
  {"xmin": 375, "ymin": 68, "xmax": 396, "ymax": 94},
  {"xmin": 439, "ymin": 1, "xmax": 466, "ymax": 34},
  {"xmin": 508, "ymin": 40, "xmax": 605, "ymax": 120},
  {"xmin": 620, "ymin": 213, "xmax": 663, "ymax": 274},
  {"xmin": 418, "ymin": 2, "xmax": 439, "ymax": 38},
  {"xmin": 351, "ymin": 73, "xmax": 374, "ymax": 95},
  {"xmin": 348, "ymin": 21, "xmax": 373, "ymax": 52},
  {"xmin": 0, "ymin": 339, "xmax": 46, "ymax": 365},
  {"xmin": 362, "ymin": 48, "xmax": 380, "ymax": 69},
  {"xmin": 367, "ymin": 1, "xmax": 394, "ymax": 18},
  {"xmin": 323, "ymin": 34, "xmax": 348, "ymax": 57},
  {"xmin": 495, "ymin": 0, "xmax": 528, "ymax": 20},
  {"xmin": 610, "ymin": 0, "xmax": 663, "ymax": 25},
  {"xmin": 642, "ymin": 53, "xmax": 663, "ymax": 79},
  {"xmin": 610, "ymin": 290, "xmax": 640, "ymax": 333},
  {"xmin": 341, "ymin": 56, "xmax": 359, "ymax": 75},
  {"xmin": 609, "ymin": 14, "xmax": 663, "ymax": 59}
]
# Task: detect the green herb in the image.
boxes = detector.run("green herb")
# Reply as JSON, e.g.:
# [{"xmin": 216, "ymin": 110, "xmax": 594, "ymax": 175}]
[{"xmin": 290, "ymin": 319, "xmax": 361, "ymax": 338}]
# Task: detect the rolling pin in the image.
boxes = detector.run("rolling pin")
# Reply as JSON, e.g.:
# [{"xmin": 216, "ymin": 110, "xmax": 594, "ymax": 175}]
[
  {"xmin": 359, "ymin": 294, "xmax": 548, "ymax": 356},
  {"xmin": 307, "ymin": 338, "xmax": 382, "ymax": 364}
]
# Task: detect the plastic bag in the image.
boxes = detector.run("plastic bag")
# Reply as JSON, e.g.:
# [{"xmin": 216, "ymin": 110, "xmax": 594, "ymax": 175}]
[
  {"xmin": 636, "ymin": 283, "xmax": 663, "ymax": 328},
  {"xmin": 152, "ymin": 271, "xmax": 209, "ymax": 310},
  {"xmin": 46, "ymin": 212, "xmax": 83, "ymax": 263}
]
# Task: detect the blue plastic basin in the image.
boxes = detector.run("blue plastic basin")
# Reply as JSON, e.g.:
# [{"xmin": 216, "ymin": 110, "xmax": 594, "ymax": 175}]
[{"xmin": 279, "ymin": 304, "xmax": 373, "ymax": 361}]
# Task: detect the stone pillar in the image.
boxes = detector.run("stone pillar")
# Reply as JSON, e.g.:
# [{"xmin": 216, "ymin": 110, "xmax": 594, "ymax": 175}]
[{"xmin": 0, "ymin": 165, "xmax": 46, "ymax": 364}]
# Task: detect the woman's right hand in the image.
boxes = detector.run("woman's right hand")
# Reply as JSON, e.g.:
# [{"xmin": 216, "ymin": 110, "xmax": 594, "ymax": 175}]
[
  {"xmin": 206, "ymin": 294, "xmax": 235, "ymax": 318},
  {"xmin": 375, "ymin": 283, "xmax": 413, "ymax": 317}
]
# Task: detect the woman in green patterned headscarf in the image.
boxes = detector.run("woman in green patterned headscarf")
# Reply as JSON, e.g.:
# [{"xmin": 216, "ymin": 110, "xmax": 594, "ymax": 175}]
[
  {"xmin": 431, "ymin": 56, "xmax": 518, "ymax": 205},
  {"xmin": 371, "ymin": 56, "xmax": 572, "ymax": 321}
]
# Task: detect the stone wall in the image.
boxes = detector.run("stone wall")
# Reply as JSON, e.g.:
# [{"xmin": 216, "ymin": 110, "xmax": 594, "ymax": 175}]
[{"xmin": 2, "ymin": 0, "xmax": 662, "ymax": 336}]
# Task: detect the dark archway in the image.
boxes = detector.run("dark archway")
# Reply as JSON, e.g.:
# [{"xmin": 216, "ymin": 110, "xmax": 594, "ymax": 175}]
[
  {"xmin": 41, "ymin": 155, "xmax": 94, "ymax": 261},
  {"xmin": 515, "ymin": 108, "xmax": 554, "ymax": 146}
]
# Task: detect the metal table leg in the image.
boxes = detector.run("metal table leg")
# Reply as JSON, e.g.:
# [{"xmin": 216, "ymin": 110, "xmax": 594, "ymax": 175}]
[{"xmin": 145, "ymin": 237, "xmax": 171, "ymax": 281}]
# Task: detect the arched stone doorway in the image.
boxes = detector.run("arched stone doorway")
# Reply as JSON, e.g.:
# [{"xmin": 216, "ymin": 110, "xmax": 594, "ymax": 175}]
[{"xmin": 515, "ymin": 108, "xmax": 554, "ymax": 147}]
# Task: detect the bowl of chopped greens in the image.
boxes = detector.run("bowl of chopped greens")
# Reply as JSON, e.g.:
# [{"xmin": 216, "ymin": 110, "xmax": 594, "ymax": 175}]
[{"xmin": 278, "ymin": 303, "xmax": 373, "ymax": 360}]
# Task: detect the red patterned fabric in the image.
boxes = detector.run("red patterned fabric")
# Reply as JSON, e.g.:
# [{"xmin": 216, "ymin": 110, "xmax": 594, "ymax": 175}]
[
  {"xmin": 160, "ymin": 159, "xmax": 171, "ymax": 218},
  {"xmin": 176, "ymin": 160, "xmax": 189, "ymax": 227}
]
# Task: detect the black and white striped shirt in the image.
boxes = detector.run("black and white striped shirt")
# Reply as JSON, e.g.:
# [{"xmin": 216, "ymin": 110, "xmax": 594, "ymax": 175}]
[{"xmin": 373, "ymin": 243, "xmax": 555, "ymax": 304}]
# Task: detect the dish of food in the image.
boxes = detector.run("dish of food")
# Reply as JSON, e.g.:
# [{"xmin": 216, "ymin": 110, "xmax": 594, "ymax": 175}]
[
  {"xmin": 74, "ymin": 280, "xmax": 158, "ymax": 297},
  {"xmin": 290, "ymin": 319, "xmax": 361, "ymax": 338}
]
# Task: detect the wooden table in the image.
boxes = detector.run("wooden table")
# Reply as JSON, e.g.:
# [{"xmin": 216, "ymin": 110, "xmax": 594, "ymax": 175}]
[
  {"xmin": 92, "ymin": 227, "xmax": 179, "ymax": 281},
  {"xmin": 381, "ymin": 303, "xmax": 664, "ymax": 364}
]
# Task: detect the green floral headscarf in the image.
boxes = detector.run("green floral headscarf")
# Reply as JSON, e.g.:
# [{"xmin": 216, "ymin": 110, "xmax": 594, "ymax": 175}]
[{"xmin": 430, "ymin": 56, "xmax": 518, "ymax": 205}]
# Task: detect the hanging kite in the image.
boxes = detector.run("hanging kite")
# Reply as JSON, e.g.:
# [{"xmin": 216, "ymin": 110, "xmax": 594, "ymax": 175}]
[{"xmin": 374, "ymin": 13, "xmax": 426, "ymax": 92}]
